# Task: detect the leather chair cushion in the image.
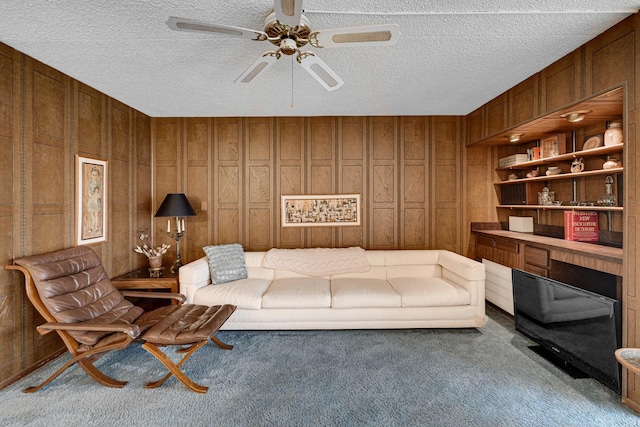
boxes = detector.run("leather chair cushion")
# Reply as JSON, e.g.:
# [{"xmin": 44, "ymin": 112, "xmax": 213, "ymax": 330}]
[{"xmin": 15, "ymin": 246, "xmax": 142, "ymax": 346}]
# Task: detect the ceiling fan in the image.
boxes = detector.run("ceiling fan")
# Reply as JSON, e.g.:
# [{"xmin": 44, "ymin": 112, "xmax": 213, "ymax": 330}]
[{"xmin": 166, "ymin": 0, "xmax": 399, "ymax": 91}]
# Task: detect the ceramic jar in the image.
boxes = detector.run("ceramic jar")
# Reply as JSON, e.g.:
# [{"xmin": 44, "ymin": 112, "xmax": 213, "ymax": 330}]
[
  {"xmin": 603, "ymin": 157, "xmax": 622, "ymax": 169},
  {"xmin": 604, "ymin": 121, "xmax": 623, "ymax": 146}
]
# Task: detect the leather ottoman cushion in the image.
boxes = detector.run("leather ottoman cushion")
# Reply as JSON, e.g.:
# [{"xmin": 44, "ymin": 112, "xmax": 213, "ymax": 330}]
[{"xmin": 138, "ymin": 304, "xmax": 236, "ymax": 345}]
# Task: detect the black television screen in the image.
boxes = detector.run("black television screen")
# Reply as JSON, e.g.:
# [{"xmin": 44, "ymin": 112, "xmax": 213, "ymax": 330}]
[{"xmin": 512, "ymin": 269, "xmax": 621, "ymax": 393}]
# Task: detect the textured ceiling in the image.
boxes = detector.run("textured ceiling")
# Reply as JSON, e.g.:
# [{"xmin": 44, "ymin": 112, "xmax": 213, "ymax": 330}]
[{"xmin": 1, "ymin": 1, "xmax": 639, "ymax": 117}]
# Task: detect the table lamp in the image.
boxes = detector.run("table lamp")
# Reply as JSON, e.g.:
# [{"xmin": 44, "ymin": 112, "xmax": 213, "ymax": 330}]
[{"xmin": 154, "ymin": 193, "xmax": 196, "ymax": 273}]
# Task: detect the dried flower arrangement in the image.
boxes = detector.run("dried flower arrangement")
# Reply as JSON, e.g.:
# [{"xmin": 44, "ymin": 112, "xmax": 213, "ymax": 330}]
[{"xmin": 133, "ymin": 228, "xmax": 170, "ymax": 258}]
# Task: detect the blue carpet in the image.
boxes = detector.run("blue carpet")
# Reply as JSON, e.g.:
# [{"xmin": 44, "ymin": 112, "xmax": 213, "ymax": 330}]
[{"xmin": 0, "ymin": 306, "xmax": 637, "ymax": 426}]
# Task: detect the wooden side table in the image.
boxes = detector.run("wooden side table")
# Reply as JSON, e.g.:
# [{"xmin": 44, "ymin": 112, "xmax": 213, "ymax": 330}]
[
  {"xmin": 112, "ymin": 268, "xmax": 179, "ymax": 297},
  {"xmin": 616, "ymin": 348, "xmax": 640, "ymax": 375}
]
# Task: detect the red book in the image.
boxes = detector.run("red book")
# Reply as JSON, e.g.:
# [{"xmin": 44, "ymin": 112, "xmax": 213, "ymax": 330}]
[{"xmin": 564, "ymin": 210, "xmax": 599, "ymax": 242}]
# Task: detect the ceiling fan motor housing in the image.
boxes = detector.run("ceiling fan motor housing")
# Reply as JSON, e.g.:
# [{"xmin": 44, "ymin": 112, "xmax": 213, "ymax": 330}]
[{"xmin": 265, "ymin": 11, "xmax": 311, "ymax": 49}]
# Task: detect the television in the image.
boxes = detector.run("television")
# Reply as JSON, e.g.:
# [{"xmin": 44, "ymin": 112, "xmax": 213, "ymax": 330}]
[{"xmin": 512, "ymin": 269, "xmax": 621, "ymax": 393}]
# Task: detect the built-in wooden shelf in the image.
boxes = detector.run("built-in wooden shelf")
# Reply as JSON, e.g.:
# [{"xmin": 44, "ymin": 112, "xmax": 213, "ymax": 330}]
[{"xmin": 496, "ymin": 145, "xmax": 623, "ymax": 171}]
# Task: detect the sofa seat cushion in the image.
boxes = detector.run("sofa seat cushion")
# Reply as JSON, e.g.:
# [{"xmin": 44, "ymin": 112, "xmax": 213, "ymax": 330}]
[
  {"xmin": 331, "ymin": 278, "xmax": 401, "ymax": 308},
  {"xmin": 194, "ymin": 278, "xmax": 271, "ymax": 309},
  {"xmin": 262, "ymin": 278, "xmax": 331, "ymax": 308},
  {"xmin": 388, "ymin": 277, "xmax": 471, "ymax": 307}
]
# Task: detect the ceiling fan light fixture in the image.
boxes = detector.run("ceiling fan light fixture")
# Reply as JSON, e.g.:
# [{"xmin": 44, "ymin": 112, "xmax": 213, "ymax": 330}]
[{"xmin": 279, "ymin": 38, "xmax": 298, "ymax": 55}]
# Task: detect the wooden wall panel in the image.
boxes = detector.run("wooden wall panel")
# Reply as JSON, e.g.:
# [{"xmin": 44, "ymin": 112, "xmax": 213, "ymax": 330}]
[
  {"xmin": 337, "ymin": 117, "xmax": 366, "ymax": 247},
  {"xmin": 28, "ymin": 60, "xmax": 70, "ymax": 262},
  {"xmin": 214, "ymin": 118, "xmax": 242, "ymax": 246},
  {"xmin": 152, "ymin": 118, "xmax": 180, "ymax": 262},
  {"xmin": 486, "ymin": 94, "xmax": 508, "ymax": 137},
  {"xmin": 462, "ymin": 144, "xmax": 495, "ymax": 254},
  {"xmin": 0, "ymin": 43, "xmax": 21, "ymax": 387},
  {"xmin": 509, "ymin": 75, "xmax": 540, "ymax": 127},
  {"xmin": 369, "ymin": 117, "xmax": 398, "ymax": 248},
  {"xmin": 308, "ymin": 117, "xmax": 336, "ymax": 248},
  {"xmin": 77, "ymin": 85, "xmax": 104, "ymax": 155},
  {"xmin": 431, "ymin": 117, "xmax": 462, "ymax": 252},
  {"xmin": 401, "ymin": 117, "xmax": 428, "ymax": 249},
  {"xmin": 185, "ymin": 118, "xmax": 211, "ymax": 260},
  {"xmin": 276, "ymin": 117, "xmax": 305, "ymax": 248},
  {"xmin": 245, "ymin": 118, "xmax": 273, "ymax": 251},
  {"xmin": 540, "ymin": 50, "xmax": 583, "ymax": 114},
  {"xmin": 160, "ymin": 115, "xmax": 467, "ymax": 259},
  {"xmin": 109, "ymin": 102, "xmax": 132, "ymax": 275},
  {"xmin": 135, "ymin": 113, "xmax": 152, "ymax": 270},
  {"xmin": 586, "ymin": 17, "xmax": 636, "ymax": 110},
  {"xmin": 466, "ymin": 106, "xmax": 484, "ymax": 145}
]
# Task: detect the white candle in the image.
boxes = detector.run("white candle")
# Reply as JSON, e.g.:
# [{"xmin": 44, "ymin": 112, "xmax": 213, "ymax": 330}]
[
  {"xmin": 182, "ymin": 219, "xmax": 185, "ymax": 233},
  {"xmin": 167, "ymin": 219, "xmax": 170, "ymax": 232}
]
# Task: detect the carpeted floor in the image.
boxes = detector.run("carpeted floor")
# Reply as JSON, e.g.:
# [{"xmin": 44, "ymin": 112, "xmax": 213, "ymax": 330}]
[{"xmin": 0, "ymin": 305, "xmax": 637, "ymax": 426}]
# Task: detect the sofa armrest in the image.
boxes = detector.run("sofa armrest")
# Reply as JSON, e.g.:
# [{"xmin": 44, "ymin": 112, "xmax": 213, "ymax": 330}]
[
  {"xmin": 179, "ymin": 256, "xmax": 211, "ymax": 304},
  {"xmin": 438, "ymin": 250, "xmax": 485, "ymax": 306},
  {"xmin": 438, "ymin": 250, "xmax": 485, "ymax": 281}
]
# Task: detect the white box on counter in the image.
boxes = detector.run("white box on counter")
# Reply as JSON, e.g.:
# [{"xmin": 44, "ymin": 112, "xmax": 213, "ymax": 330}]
[{"xmin": 509, "ymin": 216, "xmax": 534, "ymax": 233}]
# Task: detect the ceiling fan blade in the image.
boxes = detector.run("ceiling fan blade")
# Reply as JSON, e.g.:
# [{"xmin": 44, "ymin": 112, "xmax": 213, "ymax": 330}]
[
  {"xmin": 274, "ymin": 0, "xmax": 304, "ymax": 27},
  {"xmin": 235, "ymin": 53, "xmax": 279, "ymax": 84},
  {"xmin": 166, "ymin": 17, "xmax": 267, "ymax": 41},
  {"xmin": 311, "ymin": 24, "xmax": 399, "ymax": 48},
  {"xmin": 298, "ymin": 54, "xmax": 344, "ymax": 91}
]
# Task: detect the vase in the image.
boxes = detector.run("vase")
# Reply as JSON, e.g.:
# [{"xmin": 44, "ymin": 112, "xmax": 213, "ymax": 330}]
[
  {"xmin": 604, "ymin": 121, "xmax": 623, "ymax": 146},
  {"xmin": 148, "ymin": 255, "xmax": 162, "ymax": 269}
]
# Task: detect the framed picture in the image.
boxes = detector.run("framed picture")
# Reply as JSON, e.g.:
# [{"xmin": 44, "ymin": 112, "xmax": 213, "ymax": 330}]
[
  {"xmin": 281, "ymin": 194, "xmax": 361, "ymax": 227},
  {"xmin": 76, "ymin": 155, "xmax": 108, "ymax": 245},
  {"xmin": 540, "ymin": 134, "xmax": 567, "ymax": 158}
]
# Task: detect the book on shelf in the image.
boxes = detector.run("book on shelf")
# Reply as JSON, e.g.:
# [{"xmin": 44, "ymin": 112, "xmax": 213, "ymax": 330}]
[
  {"xmin": 564, "ymin": 210, "xmax": 599, "ymax": 242},
  {"xmin": 498, "ymin": 154, "xmax": 529, "ymax": 168}
]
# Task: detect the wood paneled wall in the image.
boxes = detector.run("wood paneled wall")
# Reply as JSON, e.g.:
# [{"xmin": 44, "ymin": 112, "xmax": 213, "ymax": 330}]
[
  {"xmin": 0, "ymin": 43, "xmax": 152, "ymax": 388},
  {"xmin": 152, "ymin": 116, "xmax": 464, "ymax": 264}
]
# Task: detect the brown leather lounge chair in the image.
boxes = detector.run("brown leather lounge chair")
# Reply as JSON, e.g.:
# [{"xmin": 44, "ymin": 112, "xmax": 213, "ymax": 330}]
[{"xmin": 5, "ymin": 246, "xmax": 236, "ymax": 393}]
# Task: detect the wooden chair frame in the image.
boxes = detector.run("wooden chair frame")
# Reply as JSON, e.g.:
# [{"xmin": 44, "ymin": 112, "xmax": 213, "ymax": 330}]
[{"xmin": 6, "ymin": 263, "xmax": 233, "ymax": 393}]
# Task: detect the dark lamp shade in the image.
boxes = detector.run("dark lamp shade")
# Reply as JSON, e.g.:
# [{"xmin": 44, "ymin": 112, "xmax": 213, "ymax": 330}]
[{"xmin": 154, "ymin": 193, "xmax": 196, "ymax": 217}]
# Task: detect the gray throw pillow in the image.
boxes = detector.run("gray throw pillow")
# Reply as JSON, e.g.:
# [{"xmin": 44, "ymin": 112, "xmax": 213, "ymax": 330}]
[{"xmin": 203, "ymin": 243, "xmax": 248, "ymax": 285}]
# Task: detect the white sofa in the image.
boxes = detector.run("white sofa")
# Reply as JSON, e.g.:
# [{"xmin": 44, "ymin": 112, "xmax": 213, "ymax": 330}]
[{"xmin": 179, "ymin": 249, "xmax": 486, "ymax": 330}]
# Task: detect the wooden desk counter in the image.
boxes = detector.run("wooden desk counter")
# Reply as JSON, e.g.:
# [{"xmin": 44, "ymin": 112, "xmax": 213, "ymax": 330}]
[{"xmin": 472, "ymin": 228, "xmax": 623, "ymax": 277}]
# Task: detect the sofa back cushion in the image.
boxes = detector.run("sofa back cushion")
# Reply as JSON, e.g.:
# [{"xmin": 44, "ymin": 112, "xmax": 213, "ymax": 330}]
[
  {"xmin": 331, "ymin": 266, "xmax": 387, "ymax": 280},
  {"xmin": 384, "ymin": 250, "xmax": 442, "ymax": 279},
  {"xmin": 384, "ymin": 250, "xmax": 440, "ymax": 265},
  {"xmin": 244, "ymin": 251, "xmax": 274, "ymax": 281},
  {"xmin": 386, "ymin": 265, "xmax": 441, "ymax": 279}
]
